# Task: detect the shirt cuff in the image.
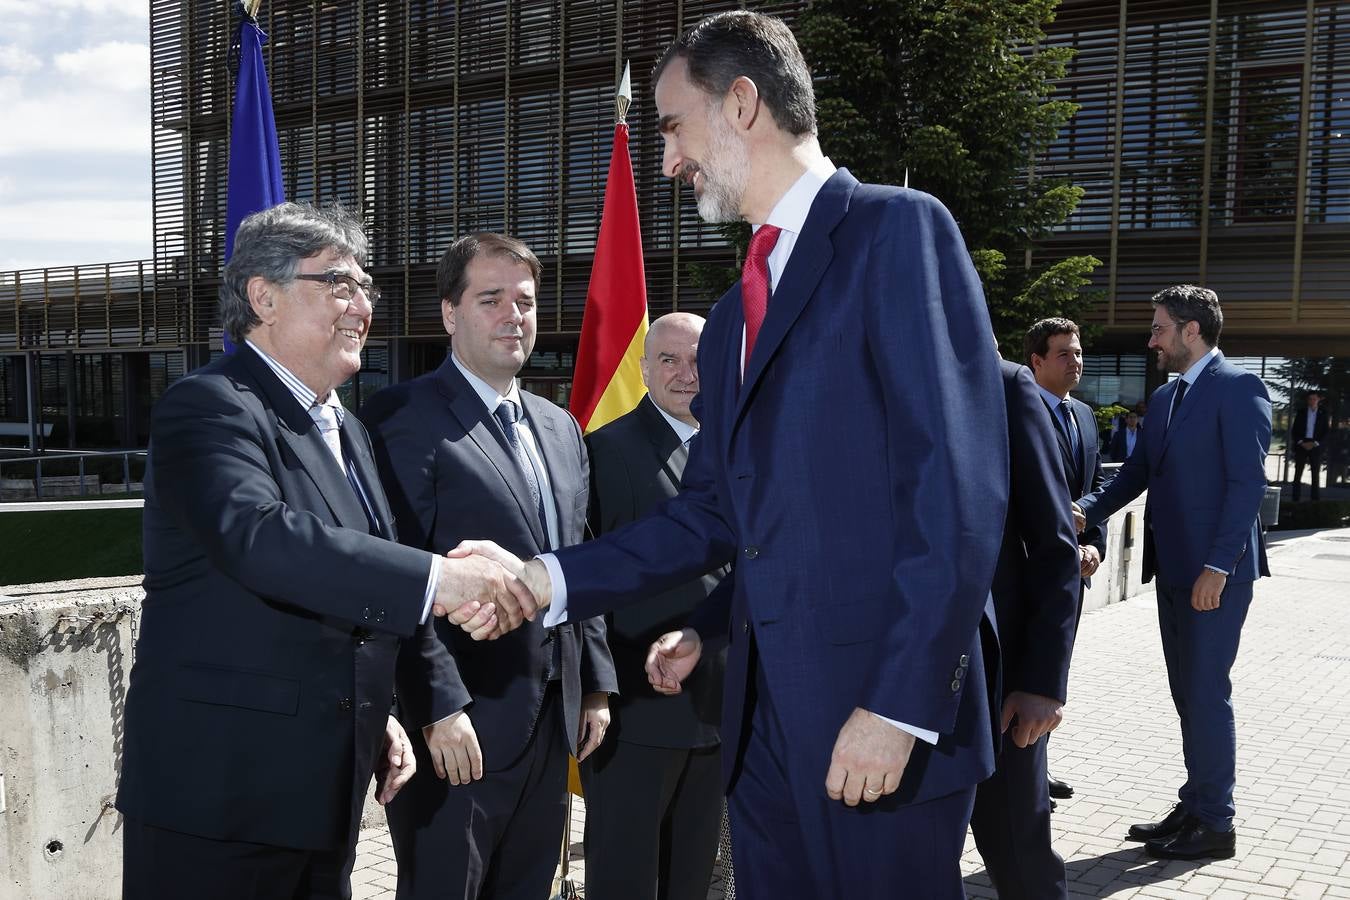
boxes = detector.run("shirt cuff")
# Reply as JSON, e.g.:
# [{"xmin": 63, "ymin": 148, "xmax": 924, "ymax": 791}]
[
  {"xmin": 419, "ymin": 555, "xmax": 441, "ymax": 625},
  {"xmin": 537, "ymin": 553, "xmax": 569, "ymax": 627},
  {"xmin": 1203, "ymin": 564, "xmax": 1229, "ymax": 576},
  {"xmin": 871, "ymin": 711, "xmax": 939, "ymax": 745}
]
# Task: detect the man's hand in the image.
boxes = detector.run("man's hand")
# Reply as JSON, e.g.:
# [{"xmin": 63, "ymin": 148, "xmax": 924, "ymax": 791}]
[
  {"xmin": 374, "ymin": 716, "xmax": 417, "ymax": 805},
  {"xmin": 1080, "ymin": 544, "xmax": 1101, "ymax": 579},
  {"xmin": 434, "ymin": 546, "xmax": 540, "ymax": 638},
  {"xmin": 824, "ymin": 708, "xmax": 916, "ymax": 806},
  {"xmin": 645, "ymin": 628, "xmax": 703, "ymax": 695},
  {"xmin": 423, "ymin": 711, "xmax": 484, "ymax": 786},
  {"xmin": 1300, "ymin": 439, "xmax": 1317, "ymax": 450},
  {"xmin": 1071, "ymin": 502, "xmax": 1087, "ymax": 533},
  {"xmin": 1000, "ymin": 691, "xmax": 1064, "ymax": 748},
  {"xmin": 576, "ymin": 692, "xmax": 611, "ymax": 762},
  {"xmin": 1191, "ymin": 568, "xmax": 1227, "ymax": 612},
  {"xmin": 447, "ymin": 540, "xmax": 553, "ymax": 637}
]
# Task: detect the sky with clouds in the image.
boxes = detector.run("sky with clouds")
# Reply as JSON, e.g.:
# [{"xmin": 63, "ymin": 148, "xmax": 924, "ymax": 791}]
[{"xmin": 0, "ymin": 0, "xmax": 151, "ymax": 272}]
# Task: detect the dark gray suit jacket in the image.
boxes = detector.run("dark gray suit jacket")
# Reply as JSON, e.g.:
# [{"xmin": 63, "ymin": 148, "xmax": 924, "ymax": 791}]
[
  {"xmin": 361, "ymin": 353, "xmax": 616, "ymax": 769},
  {"xmin": 586, "ymin": 395, "xmax": 727, "ymax": 749},
  {"xmin": 120, "ymin": 344, "xmax": 433, "ymax": 851}
]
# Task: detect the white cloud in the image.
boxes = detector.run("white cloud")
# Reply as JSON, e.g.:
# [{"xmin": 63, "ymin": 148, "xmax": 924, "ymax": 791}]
[
  {"xmin": 0, "ymin": 198, "xmax": 150, "ymax": 248},
  {"xmin": 0, "ymin": 44, "xmax": 42, "ymax": 74},
  {"xmin": 0, "ymin": 0, "xmax": 146, "ymax": 21},
  {"xmin": 54, "ymin": 40, "xmax": 147, "ymax": 92},
  {"xmin": 0, "ymin": 80, "xmax": 148, "ymax": 156}
]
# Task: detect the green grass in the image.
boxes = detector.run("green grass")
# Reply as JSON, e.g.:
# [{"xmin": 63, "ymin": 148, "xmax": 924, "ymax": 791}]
[{"xmin": 0, "ymin": 507, "xmax": 143, "ymax": 586}]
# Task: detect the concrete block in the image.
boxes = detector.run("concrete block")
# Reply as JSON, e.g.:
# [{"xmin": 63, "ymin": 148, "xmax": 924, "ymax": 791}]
[{"xmin": 1, "ymin": 583, "xmax": 142, "ymax": 900}]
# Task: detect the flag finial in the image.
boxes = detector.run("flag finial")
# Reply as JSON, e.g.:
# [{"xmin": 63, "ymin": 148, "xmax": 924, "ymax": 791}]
[
  {"xmin": 615, "ymin": 61, "xmax": 632, "ymax": 124},
  {"xmin": 243, "ymin": 0, "xmax": 262, "ymax": 19}
]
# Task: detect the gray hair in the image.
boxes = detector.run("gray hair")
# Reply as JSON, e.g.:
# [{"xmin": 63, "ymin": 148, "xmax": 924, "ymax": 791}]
[{"xmin": 220, "ymin": 201, "xmax": 369, "ymax": 344}]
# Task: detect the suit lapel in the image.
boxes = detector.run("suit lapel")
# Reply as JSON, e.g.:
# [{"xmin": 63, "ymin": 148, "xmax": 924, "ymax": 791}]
[
  {"xmin": 340, "ymin": 416, "xmax": 391, "ymax": 537},
  {"xmin": 1070, "ymin": 400, "xmax": 1094, "ymax": 494},
  {"xmin": 1042, "ymin": 397, "xmax": 1076, "ymax": 483},
  {"xmin": 636, "ymin": 395, "xmax": 687, "ymax": 487},
  {"xmin": 238, "ymin": 346, "xmax": 371, "ymax": 532},
  {"xmin": 734, "ymin": 169, "xmax": 856, "ymax": 426},
  {"xmin": 1158, "ymin": 353, "xmax": 1223, "ymax": 462},
  {"xmin": 520, "ymin": 392, "xmax": 573, "ymax": 549},
  {"xmin": 436, "ymin": 358, "xmax": 548, "ymax": 550}
]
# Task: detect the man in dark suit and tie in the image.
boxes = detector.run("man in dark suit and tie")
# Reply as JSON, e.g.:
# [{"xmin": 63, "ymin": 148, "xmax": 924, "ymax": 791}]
[
  {"xmin": 117, "ymin": 202, "xmax": 518, "ymax": 900},
  {"xmin": 968, "ymin": 360, "xmax": 1082, "ymax": 900},
  {"xmin": 451, "ymin": 12, "xmax": 1009, "ymax": 898},
  {"xmin": 1075, "ymin": 285, "xmax": 1272, "ymax": 862},
  {"xmin": 1109, "ymin": 410, "xmax": 1141, "ymax": 462},
  {"xmin": 1026, "ymin": 316, "xmax": 1107, "ymax": 802},
  {"xmin": 1290, "ymin": 390, "xmax": 1330, "ymax": 501},
  {"xmin": 579, "ymin": 312, "xmax": 728, "ymax": 900},
  {"xmin": 360, "ymin": 232, "xmax": 617, "ymax": 900}
]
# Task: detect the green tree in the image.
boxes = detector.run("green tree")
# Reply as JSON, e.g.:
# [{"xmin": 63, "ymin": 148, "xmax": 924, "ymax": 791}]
[{"xmin": 790, "ymin": 0, "xmax": 1100, "ymax": 354}]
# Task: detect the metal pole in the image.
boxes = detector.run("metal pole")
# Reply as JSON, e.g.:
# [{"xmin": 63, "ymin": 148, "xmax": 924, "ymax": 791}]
[
  {"xmin": 25, "ymin": 349, "xmax": 39, "ymax": 452},
  {"xmin": 79, "ymin": 456, "xmax": 87, "ymax": 496},
  {"xmin": 124, "ymin": 452, "xmax": 132, "ymax": 492}
]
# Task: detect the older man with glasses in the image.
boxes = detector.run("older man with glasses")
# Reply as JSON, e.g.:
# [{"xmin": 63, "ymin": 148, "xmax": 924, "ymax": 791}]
[{"xmin": 117, "ymin": 201, "xmax": 521, "ymax": 900}]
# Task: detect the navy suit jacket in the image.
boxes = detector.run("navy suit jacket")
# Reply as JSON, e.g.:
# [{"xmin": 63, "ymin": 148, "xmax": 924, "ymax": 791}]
[
  {"xmin": 120, "ymin": 345, "xmax": 434, "ymax": 851},
  {"xmin": 554, "ymin": 170, "xmax": 1008, "ymax": 805},
  {"xmin": 1080, "ymin": 352, "xmax": 1272, "ymax": 589},
  {"xmin": 993, "ymin": 362, "xmax": 1082, "ymax": 704},
  {"xmin": 1044, "ymin": 394, "xmax": 1107, "ymax": 562},
  {"xmin": 361, "ymin": 355, "xmax": 616, "ymax": 767},
  {"xmin": 1108, "ymin": 426, "xmax": 1140, "ymax": 463}
]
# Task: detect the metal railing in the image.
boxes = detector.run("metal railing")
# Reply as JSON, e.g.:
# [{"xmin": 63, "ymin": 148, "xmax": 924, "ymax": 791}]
[{"xmin": 0, "ymin": 450, "xmax": 148, "ymax": 500}]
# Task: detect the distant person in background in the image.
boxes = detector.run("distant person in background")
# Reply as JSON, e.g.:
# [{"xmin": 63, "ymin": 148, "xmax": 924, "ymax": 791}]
[
  {"xmin": 1110, "ymin": 410, "xmax": 1142, "ymax": 462},
  {"xmin": 1290, "ymin": 390, "xmax": 1330, "ymax": 501},
  {"xmin": 580, "ymin": 312, "xmax": 729, "ymax": 900}
]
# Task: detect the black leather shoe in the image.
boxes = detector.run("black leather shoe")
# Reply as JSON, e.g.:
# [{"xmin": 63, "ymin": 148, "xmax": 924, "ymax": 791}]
[
  {"xmin": 1127, "ymin": 803, "xmax": 1193, "ymax": 841},
  {"xmin": 1145, "ymin": 822, "xmax": 1236, "ymax": 861},
  {"xmin": 1048, "ymin": 777, "xmax": 1074, "ymax": 800}
]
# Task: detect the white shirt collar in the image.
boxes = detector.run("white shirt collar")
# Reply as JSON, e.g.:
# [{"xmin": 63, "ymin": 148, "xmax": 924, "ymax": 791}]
[
  {"xmin": 245, "ymin": 339, "xmax": 344, "ymax": 423},
  {"xmin": 1037, "ymin": 385, "xmax": 1071, "ymax": 410},
  {"xmin": 451, "ymin": 350, "xmax": 522, "ymax": 414},
  {"xmin": 1179, "ymin": 346, "xmax": 1220, "ymax": 386},
  {"xmin": 650, "ymin": 399, "xmax": 698, "ymax": 445},
  {"xmin": 755, "ymin": 157, "xmax": 837, "ymax": 237}
]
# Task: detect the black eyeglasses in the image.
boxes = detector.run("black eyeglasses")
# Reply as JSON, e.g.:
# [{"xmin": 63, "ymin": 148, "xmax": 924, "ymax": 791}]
[{"xmin": 294, "ymin": 272, "xmax": 381, "ymax": 306}]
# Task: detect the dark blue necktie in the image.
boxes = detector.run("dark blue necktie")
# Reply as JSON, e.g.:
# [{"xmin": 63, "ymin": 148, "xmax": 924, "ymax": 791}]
[{"xmin": 1167, "ymin": 379, "xmax": 1188, "ymax": 431}]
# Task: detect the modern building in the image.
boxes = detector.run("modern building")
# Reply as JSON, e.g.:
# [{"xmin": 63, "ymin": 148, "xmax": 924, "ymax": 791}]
[{"xmin": 2, "ymin": 0, "xmax": 1346, "ymax": 453}]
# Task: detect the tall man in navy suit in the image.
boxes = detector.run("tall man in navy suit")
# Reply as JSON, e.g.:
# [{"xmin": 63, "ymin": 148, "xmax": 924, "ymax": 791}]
[
  {"xmin": 968, "ymin": 360, "xmax": 1082, "ymax": 900},
  {"xmin": 360, "ymin": 233, "xmax": 617, "ymax": 900},
  {"xmin": 1075, "ymin": 285, "xmax": 1272, "ymax": 862},
  {"xmin": 449, "ymin": 12, "xmax": 1009, "ymax": 898},
  {"xmin": 118, "ymin": 203, "xmax": 517, "ymax": 900},
  {"xmin": 1026, "ymin": 316, "xmax": 1107, "ymax": 802}
]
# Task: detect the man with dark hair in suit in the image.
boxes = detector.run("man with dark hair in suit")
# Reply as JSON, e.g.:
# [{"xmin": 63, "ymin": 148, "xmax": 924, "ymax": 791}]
[
  {"xmin": 1026, "ymin": 316, "xmax": 1107, "ymax": 803},
  {"xmin": 361, "ymin": 232, "xmax": 617, "ymax": 900},
  {"xmin": 1076, "ymin": 284, "xmax": 1272, "ymax": 862},
  {"xmin": 1290, "ymin": 390, "xmax": 1331, "ymax": 501},
  {"xmin": 449, "ymin": 11, "xmax": 1009, "ymax": 898},
  {"xmin": 118, "ymin": 202, "xmax": 518, "ymax": 900},
  {"xmin": 968, "ymin": 360, "xmax": 1082, "ymax": 900},
  {"xmin": 579, "ymin": 312, "xmax": 728, "ymax": 900},
  {"xmin": 1109, "ymin": 410, "xmax": 1142, "ymax": 462}
]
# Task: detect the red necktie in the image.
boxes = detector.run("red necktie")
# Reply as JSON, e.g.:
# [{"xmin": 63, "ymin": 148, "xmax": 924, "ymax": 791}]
[{"xmin": 742, "ymin": 224, "xmax": 782, "ymax": 370}]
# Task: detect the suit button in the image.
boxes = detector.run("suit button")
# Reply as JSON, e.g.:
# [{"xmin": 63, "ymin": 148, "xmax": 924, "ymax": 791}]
[
  {"xmin": 361, "ymin": 607, "xmax": 371, "ymax": 620},
  {"xmin": 959, "ymin": 654, "xmax": 970, "ymax": 666},
  {"xmin": 358, "ymin": 701, "xmax": 372, "ymax": 710},
  {"xmin": 744, "ymin": 546, "xmax": 760, "ymax": 560},
  {"xmin": 954, "ymin": 668, "xmax": 964, "ymax": 680},
  {"xmin": 951, "ymin": 680, "xmax": 961, "ymax": 693},
  {"xmin": 742, "ymin": 620, "xmax": 749, "ymax": 634},
  {"xmin": 375, "ymin": 610, "xmax": 386, "ymax": 623},
  {"xmin": 338, "ymin": 698, "xmax": 353, "ymax": 712}
]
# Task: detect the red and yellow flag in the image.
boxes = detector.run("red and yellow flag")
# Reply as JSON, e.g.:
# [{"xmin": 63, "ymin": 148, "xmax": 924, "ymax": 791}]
[{"xmin": 569, "ymin": 116, "xmax": 649, "ymax": 434}]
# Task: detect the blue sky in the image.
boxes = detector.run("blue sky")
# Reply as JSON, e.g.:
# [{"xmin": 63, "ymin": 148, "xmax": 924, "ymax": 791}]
[{"xmin": 0, "ymin": 1, "xmax": 151, "ymax": 271}]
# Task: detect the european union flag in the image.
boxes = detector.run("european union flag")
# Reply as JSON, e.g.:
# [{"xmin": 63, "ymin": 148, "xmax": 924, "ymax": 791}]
[{"xmin": 223, "ymin": 1, "xmax": 284, "ymax": 352}]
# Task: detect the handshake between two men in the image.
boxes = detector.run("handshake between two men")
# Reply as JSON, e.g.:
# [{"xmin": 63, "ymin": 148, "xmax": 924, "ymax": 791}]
[{"xmin": 430, "ymin": 539, "xmax": 705, "ymax": 694}]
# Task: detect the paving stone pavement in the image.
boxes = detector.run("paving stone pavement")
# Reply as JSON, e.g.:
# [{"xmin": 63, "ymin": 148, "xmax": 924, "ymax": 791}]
[{"xmin": 352, "ymin": 528, "xmax": 1350, "ymax": 899}]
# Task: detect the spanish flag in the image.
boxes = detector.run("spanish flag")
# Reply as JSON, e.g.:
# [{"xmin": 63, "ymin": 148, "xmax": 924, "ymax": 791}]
[{"xmin": 569, "ymin": 63, "xmax": 649, "ymax": 434}]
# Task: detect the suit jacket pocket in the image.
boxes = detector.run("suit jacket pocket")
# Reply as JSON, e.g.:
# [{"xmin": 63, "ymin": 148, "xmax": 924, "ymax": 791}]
[{"xmin": 176, "ymin": 663, "xmax": 301, "ymax": 716}]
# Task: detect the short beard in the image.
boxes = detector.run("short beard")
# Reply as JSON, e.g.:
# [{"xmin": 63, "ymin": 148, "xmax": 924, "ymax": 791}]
[{"xmin": 695, "ymin": 110, "xmax": 750, "ymax": 224}]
